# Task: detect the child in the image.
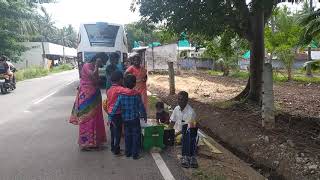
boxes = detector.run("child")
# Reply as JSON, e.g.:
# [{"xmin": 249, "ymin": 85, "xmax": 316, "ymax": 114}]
[
  {"xmin": 109, "ymin": 74, "xmax": 147, "ymax": 159},
  {"xmin": 106, "ymin": 71, "xmax": 138, "ymax": 155},
  {"xmin": 155, "ymin": 101, "xmax": 170, "ymax": 124},
  {"xmin": 169, "ymin": 91, "xmax": 198, "ymax": 168},
  {"xmin": 106, "ymin": 53, "xmax": 123, "ymax": 90}
]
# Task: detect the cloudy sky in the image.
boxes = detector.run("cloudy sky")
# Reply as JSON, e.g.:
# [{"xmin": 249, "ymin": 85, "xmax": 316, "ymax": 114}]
[
  {"xmin": 43, "ymin": 0, "xmax": 140, "ymax": 29},
  {"xmin": 43, "ymin": 0, "xmax": 320, "ymax": 30}
]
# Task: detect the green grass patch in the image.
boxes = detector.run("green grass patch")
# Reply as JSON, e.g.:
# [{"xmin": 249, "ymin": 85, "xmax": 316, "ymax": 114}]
[
  {"xmin": 208, "ymin": 70, "xmax": 320, "ymax": 84},
  {"xmin": 230, "ymin": 71, "xmax": 250, "ymax": 79},
  {"xmin": 208, "ymin": 70, "xmax": 223, "ymax": 76},
  {"xmin": 15, "ymin": 64, "xmax": 73, "ymax": 81},
  {"xmin": 50, "ymin": 64, "xmax": 73, "ymax": 73}
]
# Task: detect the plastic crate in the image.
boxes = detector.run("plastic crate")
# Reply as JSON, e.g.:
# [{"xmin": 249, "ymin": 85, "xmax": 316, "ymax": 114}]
[{"xmin": 142, "ymin": 126, "xmax": 164, "ymax": 151}]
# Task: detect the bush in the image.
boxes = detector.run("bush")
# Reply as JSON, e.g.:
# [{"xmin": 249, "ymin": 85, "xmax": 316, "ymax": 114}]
[
  {"xmin": 16, "ymin": 66, "xmax": 49, "ymax": 81},
  {"xmin": 15, "ymin": 64, "xmax": 73, "ymax": 81},
  {"xmin": 50, "ymin": 64, "xmax": 73, "ymax": 73}
]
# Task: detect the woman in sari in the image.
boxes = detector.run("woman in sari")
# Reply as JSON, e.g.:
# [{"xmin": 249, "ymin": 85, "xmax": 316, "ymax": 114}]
[
  {"xmin": 70, "ymin": 54, "xmax": 106, "ymax": 151},
  {"xmin": 125, "ymin": 54, "xmax": 148, "ymax": 110}
]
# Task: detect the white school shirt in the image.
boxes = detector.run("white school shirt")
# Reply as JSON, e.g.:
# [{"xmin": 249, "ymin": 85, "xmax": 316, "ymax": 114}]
[{"xmin": 170, "ymin": 104, "xmax": 196, "ymax": 132}]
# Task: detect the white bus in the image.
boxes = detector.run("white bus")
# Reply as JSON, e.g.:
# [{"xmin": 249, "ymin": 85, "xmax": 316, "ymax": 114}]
[{"xmin": 77, "ymin": 22, "xmax": 128, "ymax": 81}]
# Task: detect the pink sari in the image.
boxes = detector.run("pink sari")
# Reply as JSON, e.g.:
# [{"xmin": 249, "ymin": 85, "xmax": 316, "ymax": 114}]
[
  {"xmin": 70, "ymin": 63, "xmax": 106, "ymax": 148},
  {"xmin": 126, "ymin": 65, "xmax": 148, "ymax": 110}
]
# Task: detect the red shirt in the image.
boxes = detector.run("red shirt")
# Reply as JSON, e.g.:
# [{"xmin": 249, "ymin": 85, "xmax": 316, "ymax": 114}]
[{"xmin": 106, "ymin": 84, "xmax": 139, "ymax": 114}]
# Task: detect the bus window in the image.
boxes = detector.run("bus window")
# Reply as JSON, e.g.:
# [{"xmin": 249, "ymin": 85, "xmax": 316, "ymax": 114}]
[{"xmin": 84, "ymin": 24, "xmax": 120, "ymax": 47}]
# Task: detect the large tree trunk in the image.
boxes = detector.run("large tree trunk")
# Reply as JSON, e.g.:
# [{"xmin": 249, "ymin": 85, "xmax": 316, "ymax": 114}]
[{"xmin": 247, "ymin": 10, "xmax": 265, "ymax": 104}]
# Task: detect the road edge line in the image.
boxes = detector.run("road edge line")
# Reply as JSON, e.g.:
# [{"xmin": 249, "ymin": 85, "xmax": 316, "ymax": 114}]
[{"xmin": 151, "ymin": 152, "xmax": 176, "ymax": 180}]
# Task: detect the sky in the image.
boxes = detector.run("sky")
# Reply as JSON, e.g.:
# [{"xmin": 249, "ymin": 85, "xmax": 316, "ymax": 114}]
[
  {"xmin": 43, "ymin": 0, "xmax": 320, "ymax": 30},
  {"xmin": 42, "ymin": 0, "xmax": 140, "ymax": 30}
]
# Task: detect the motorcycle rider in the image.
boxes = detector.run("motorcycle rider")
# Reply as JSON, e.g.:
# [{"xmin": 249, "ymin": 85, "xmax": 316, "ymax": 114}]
[{"xmin": 0, "ymin": 55, "xmax": 15, "ymax": 86}]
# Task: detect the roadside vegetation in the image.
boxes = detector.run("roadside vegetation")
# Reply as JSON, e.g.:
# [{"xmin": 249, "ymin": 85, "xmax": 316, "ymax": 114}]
[
  {"xmin": 15, "ymin": 64, "xmax": 73, "ymax": 81},
  {"xmin": 208, "ymin": 70, "xmax": 320, "ymax": 84}
]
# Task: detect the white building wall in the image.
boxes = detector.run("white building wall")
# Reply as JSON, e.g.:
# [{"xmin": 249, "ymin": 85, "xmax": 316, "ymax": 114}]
[
  {"xmin": 145, "ymin": 44, "xmax": 178, "ymax": 71},
  {"xmin": 14, "ymin": 42, "xmax": 77, "ymax": 69},
  {"xmin": 14, "ymin": 42, "xmax": 48, "ymax": 69}
]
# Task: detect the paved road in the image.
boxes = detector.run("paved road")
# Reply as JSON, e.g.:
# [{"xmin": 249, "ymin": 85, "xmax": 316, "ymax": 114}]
[{"xmin": 0, "ymin": 71, "xmax": 186, "ymax": 180}]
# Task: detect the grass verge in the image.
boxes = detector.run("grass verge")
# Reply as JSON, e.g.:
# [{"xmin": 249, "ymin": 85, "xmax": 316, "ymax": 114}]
[
  {"xmin": 208, "ymin": 70, "xmax": 320, "ymax": 84},
  {"xmin": 15, "ymin": 64, "xmax": 73, "ymax": 81}
]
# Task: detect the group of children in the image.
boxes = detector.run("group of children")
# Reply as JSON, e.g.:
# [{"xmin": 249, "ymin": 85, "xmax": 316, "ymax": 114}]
[{"xmin": 104, "ymin": 55, "xmax": 198, "ymax": 168}]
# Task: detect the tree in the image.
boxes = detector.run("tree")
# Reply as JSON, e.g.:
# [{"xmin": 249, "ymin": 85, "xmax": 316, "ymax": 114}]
[
  {"xmin": 125, "ymin": 19, "xmax": 178, "ymax": 50},
  {"xmin": 132, "ymin": 0, "xmax": 303, "ymax": 104},
  {"xmin": 299, "ymin": 0, "xmax": 317, "ymax": 77},
  {"xmin": 203, "ymin": 31, "xmax": 248, "ymax": 76},
  {"xmin": 0, "ymin": 0, "xmax": 54, "ymax": 62},
  {"xmin": 265, "ymin": 7, "xmax": 303, "ymax": 81}
]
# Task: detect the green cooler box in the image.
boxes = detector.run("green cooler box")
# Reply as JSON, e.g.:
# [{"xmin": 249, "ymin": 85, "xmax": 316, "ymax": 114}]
[{"xmin": 142, "ymin": 126, "xmax": 165, "ymax": 151}]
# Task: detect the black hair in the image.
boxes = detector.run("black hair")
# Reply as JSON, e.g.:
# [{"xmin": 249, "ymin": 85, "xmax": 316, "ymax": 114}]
[
  {"xmin": 110, "ymin": 52, "xmax": 120, "ymax": 60},
  {"xmin": 0, "ymin": 55, "xmax": 8, "ymax": 61},
  {"xmin": 110, "ymin": 71, "xmax": 123, "ymax": 83},
  {"xmin": 155, "ymin": 101, "xmax": 165, "ymax": 109},
  {"xmin": 178, "ymin": 91, "xmax": 188, "ymax": 100},
  {"xmin": 124, "ymin": 74, "xmax": 136, "ymax": 89},
  {"xmin": 91, "ymin": 52, "xmax": 108, "ymax": 62}
]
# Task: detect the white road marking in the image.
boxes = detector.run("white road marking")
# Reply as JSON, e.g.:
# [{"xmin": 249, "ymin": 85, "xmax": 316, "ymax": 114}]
[
  {"xmin": 33, "ymin": 80, "xmax": 76, "ymax": 105},
  {"xmin": 151, "ymin": 152, "xmax": 176, "ymax": 180},
  {"xmin": 23, "ymin": 110, "xmax": 31, "ymax": 113}
]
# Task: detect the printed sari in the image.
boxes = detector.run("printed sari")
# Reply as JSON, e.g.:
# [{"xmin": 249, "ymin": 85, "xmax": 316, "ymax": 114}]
[
  {"xmin": 126, "ymin": 65, "xmax": 148, "ymax": 110},
  {"xmin": 70, "ymin": 63, "xmax": 106, "ymax": 148}
]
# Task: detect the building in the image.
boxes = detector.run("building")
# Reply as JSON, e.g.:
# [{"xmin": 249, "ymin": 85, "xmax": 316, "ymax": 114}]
[
  {"xmin": 132, "ymin": 40, "xmax": 207, "ymax": 71},
  {"xmin": 14, "ymin": 42, "xmax": 77, "ymax": 69}
]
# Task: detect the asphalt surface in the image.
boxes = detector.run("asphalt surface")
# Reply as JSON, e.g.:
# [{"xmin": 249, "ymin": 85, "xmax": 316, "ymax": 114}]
[{"xmin": 0, "ymin": 70, "xmax": 187, "ymax": 180}]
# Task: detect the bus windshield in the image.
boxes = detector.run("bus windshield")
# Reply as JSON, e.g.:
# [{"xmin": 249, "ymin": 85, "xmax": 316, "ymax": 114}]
[{"xmin": 84, "ymin": 24, "xmax": 119, "ymax": 47}]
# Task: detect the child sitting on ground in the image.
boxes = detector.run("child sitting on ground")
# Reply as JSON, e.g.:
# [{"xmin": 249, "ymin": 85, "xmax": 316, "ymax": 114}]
[
  {"xmin": 106, "ymin": 71, "xmax": 138, "ymax": 155},
  {"xmin": 155, "ymin": 101, "xmax": 170, "ymax": 125},
  {"xmin": 109, "ymin": 74, "xmax": 147, "ymax": 160},
  {"xmin": 169, "ymin": 91, "xmax": 198, "ymax": 168}
]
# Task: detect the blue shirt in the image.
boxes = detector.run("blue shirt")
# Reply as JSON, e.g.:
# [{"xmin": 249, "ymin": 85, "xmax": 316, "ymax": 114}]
[
  {"xmin": 105, "ymin": 63, "xmax": 124, "ymax": 90},
  {"xmin": 109, "ymin": 94, "xmax": 147, "ymax": 122}
]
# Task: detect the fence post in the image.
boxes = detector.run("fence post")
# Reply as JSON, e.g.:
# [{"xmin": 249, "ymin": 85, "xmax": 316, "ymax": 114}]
[
  {"xmin": 168, "ymin": 61, "xmax": 175, "ymax": 95},
  {"xmin": 262, "ymin": 63, "xmax": 275, "ymax": 129}
]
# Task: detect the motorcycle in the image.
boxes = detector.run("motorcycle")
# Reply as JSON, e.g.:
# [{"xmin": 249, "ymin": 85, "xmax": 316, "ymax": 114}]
[{"xmin": 0, "ymin": 68, "xmax": 16, "ymax": 94}]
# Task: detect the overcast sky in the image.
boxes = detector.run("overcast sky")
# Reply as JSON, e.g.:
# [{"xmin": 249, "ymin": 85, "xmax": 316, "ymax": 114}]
[
  {"xmin": 43, "ymin": 0, "xmax": 320, "ymax": 30},
  {"xmin": 42, "ymin": 0, "xmax": 140, "ymax": 29}
]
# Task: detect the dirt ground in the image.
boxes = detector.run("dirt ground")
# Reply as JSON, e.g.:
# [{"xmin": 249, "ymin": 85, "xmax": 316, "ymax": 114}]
[{"xmin": 148, "ymin": 71, "xmax": 320, "ymax": 180}]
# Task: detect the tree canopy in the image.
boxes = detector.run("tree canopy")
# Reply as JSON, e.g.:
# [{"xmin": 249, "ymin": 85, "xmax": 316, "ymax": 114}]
[{"xmin": 0, "ymin": 0, "xmax": 76, "ymax": 62}]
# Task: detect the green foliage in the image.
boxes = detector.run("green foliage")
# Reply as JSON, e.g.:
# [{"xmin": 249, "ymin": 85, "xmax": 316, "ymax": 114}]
[
  {"xmin": 202, "ymin": 30, "xmax": 248, "ymax": 75},
  {"xmin": 15, "ymin": 66, "xmax": 49, "ymax": 81},
  {"xmin": 125, "ymin": 20, "xmax": 178, "ymax": 49},
  {"xmin": 15, "ymin": 64, "xmax": 73, "ymax": 81},
  {"xmin": 265, "ymin": 7, "xmax": 303, "ymax": 80},
  {"xmin": 0, "ymin": 0, "xmax": 58, "ymax": 62}
]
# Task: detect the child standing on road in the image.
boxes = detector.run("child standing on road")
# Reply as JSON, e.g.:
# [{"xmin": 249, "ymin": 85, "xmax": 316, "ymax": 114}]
[
  {"xmin": 109, "ymin": 74, "xmax": 147, "ymax": 159},
  {"xmin": 169, "ymin": 91, "xmax": 198, "ymax": 168},
  {"xmin": 106, "ymin": 71, "xmax": 138, "ymax": 155}
]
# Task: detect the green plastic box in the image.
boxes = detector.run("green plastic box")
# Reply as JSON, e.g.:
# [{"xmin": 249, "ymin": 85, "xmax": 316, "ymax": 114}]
[{"xmin": 142, "ymin": 126, "xmax": 165, "ymax": 151}]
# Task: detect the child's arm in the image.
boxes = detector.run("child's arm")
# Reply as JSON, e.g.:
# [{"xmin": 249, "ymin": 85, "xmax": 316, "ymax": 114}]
[{"xmin": 108, "ymin": 96, "xmax": 122, "ymax": 122}]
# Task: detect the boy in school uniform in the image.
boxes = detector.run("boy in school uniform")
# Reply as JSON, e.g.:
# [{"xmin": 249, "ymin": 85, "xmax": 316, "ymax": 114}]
[
  {"xmin": 106, "ymin": 71, "xmax": 138, "ymax": 155},
  {"xmin": 109, "ymin": 74, "xmax": 147, "ymax": 159},
  {"xmin": 170, "ymin": 91, "xmax": 198, "ymax": 168}
]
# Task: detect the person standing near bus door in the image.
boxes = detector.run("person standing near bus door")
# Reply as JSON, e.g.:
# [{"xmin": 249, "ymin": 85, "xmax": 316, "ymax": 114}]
[
  {"xmin": 125, "ymin": 54, "xmax": 148, "ymax": 111},
  {"xmin": 106, "ymin": 53, "xmax": 123, "ymax": 90}
]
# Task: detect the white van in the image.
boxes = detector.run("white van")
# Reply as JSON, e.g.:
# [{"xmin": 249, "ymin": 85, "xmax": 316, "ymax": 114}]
[{"xmin": 77, "ymin": 22, "xmax": 128, "ymax": 82}]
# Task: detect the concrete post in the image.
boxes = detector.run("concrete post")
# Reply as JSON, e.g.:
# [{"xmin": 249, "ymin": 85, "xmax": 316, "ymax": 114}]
[
  {"xmin": 168, "ymin": 61, "xmax": 175, "ymax": 95},
  {"xmin": 262, "ymin": 63, "xmax": 275, "ymax": 129}
]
